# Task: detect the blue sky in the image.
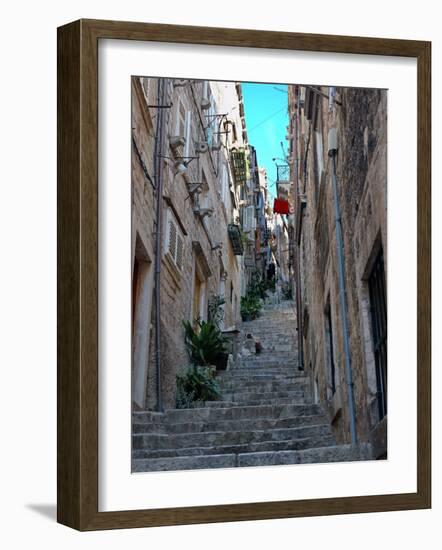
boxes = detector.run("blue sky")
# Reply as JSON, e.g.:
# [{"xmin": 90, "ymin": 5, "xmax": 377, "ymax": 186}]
[{"xmin": 241, "ymin": 82, "xmax": 289, "ymax": 199}]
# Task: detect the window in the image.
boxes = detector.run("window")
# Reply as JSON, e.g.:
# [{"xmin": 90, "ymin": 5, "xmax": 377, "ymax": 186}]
[
  {"xmin": 243, "ymin": 205, "xmax": 255, "ymax": 233},
  {"xmin": 199, "ymin": 169, "xmax": 209, "ymax": 210},
  {"xmin": 175, "ymin": 97, "xmax": 186, "ymax": 137},
  {"xmin": 229, "ymin": 120, "xmax": 237, "ymax": 143},
  {"xmin": 202, "ymin": 81, "xmax": 209, "ymax": 103},
  {"xmin": 141, "ymin": 77, "xmax": 149, "ymax": 100},
  {"xmin": 220, "ymin": 162, "xmax": 229, "ymax": 205},
  {"xmin": 324, "ymin": 297, "xmax": 337, "ymax": 395},
  {"xmin": 165, "ymin": 209, "xmax": 184, "ymax": 271},
  {"xmin": 313, "ymin": 131, "xmax": 324, "ymax": 200},
  {"xmin": 205, "ymin": 94, "xmax": 216, "ymax": 147},
  {"xmin": 328, "ymin": 86, "xmax": 336, "ymax": 112},
  {"xmin": 368, "ymin": 248, "xmax": 387, "ymax": 420},
  {"xmin": 184, "ymin": 109, "xmax": 192, "ymax": 158}
]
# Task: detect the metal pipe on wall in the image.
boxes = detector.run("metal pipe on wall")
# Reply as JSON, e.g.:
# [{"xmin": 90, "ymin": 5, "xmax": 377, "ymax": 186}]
[
  {"xmin": 292, "ymin": 99, "xmax": 304, "ymax": 371},
  {"xmin": 329, "ymin": 142, "xmax": 358, "ymax": 444},
  {"xmin": 153, "ymin": 77, "xmax": 166, "ymax": 412}
]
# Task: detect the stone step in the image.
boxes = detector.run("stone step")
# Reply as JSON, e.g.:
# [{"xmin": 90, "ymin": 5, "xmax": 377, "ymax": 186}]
[
  {"xmin": 181, "ymin": 397, "xmax": 309, "ymax": 408},
  {"xmin": 218, "ymin": 381, "xmax": 308, "ymax": 393},
  {"xmin": 235, "ymin": 363, "xmax": 298, "ymax": 370},
  {"xmin": 250, "ymin": 334, "xmax": 297, "ymax": 340},
  {"xmin": 132, "ymin": 453, "xmax": 237, "ymax": 472},
  {"xmin": 133, "ymin": 413, "xmax": 326, "ymax": 435},
  {"xmin": 133, "ymin": 424, "xmax": 332, "ymax": 451},
  {"xmin": 232, "ymin": 366, "xmax": 300, "ymax": 374},
  {"xmin": 238, "ymin": 356, "xmax": 298, "ymax": 362},
  {"xmin": 251, "ymin": 338, "xmax": 297, "ymax": 344},
  {"xmin": 241, "ymin": 326, "xmax": 296, "ymax": 333},
  {"xmin": 133, "ymin": 434, "xmax": 337, "ymax": 459},
  {"xmin": 237, "ymin": 362, "xmax": 298, "ymax": 369},
  {"xmin": 250, "ymin": 324, "xmax": 296, "ymax": 328},
  {"xmin": 239, "ymin": 322, "xmax": 296, "ymax": 331},
  {"xmin": 134, "ymin": 402, "xmax": 323, "ymax": 424},
  {"xmin": 219, "ymin": 377, "xmax": 310, "ymax": 393},
  {"xmin": 132, "ymin": 443, "xmax": 372, "ymax": 472},
  {"xmin": 237, "ymin": 443, "xmax": 373, "ymax": 467},
  {"xmin": 242, "ymin": 339, "xmax": 296, "ymax": 345},
  {"xmin": 217, "ymin": 373, "xmax": 308, "ymax": 383},
  {"xmin": 249, "ymin": 347, "xmax": 297, "ymax": 354},
  {"xmin": 216, "ymin": 396, "xmax": 309, "ymax": 407},
  {"xmin": 237, "ymin": 363, "xmax": 298, "ymax": 370},
  {"xmin": 219, "ymin": 389, "xmax": 306, "ymax": 403},
  {"xmin": 240, "ymin": 353, "xmax": 298, "ymax": 361}
]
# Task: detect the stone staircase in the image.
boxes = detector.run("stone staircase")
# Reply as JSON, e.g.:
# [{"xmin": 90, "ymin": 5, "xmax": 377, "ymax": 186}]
[{"xmin": 132, "ymin": 297, "xmax": 371, "ymax": 472}]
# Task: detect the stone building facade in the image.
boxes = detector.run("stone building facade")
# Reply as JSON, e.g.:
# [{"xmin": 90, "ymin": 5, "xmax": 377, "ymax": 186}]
[
  {"xmin": 131, "ymin": 77, "xmax": 255, "ymax": 411},
  {"xmin": 287, "ymin": 84, "xmax": 387, "ymax": 457}
]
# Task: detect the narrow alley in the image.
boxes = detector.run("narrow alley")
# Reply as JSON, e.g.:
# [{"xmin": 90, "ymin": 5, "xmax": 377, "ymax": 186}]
[
  {"xmin": 132, "ymin": 295, "xmax": 371, "ymax": 472},
  {"xmin": 131, "ymin": 77, "xmax": 388, "ymax": 473}
]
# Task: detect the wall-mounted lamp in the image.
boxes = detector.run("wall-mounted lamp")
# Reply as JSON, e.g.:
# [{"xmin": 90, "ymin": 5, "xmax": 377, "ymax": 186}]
[
  {"xmin": 186, "ymin": 183, "xmax": 203, "ymax": 196},
  {"xmin": 193, "ymin": 207, "xmax": 214, "ymax": 220},
  {"xmin": 158, "ymin": 155, "xmax": 199, "ymax": 176}
]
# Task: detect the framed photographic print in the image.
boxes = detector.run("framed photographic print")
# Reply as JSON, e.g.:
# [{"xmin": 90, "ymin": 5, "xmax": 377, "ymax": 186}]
[{"xmin": 57, "ymin": 19, "xmax": 431, "ymax": 530}]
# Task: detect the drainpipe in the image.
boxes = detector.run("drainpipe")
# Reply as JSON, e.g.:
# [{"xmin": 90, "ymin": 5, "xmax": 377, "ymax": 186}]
[
  {"xmin": 153, "ymin": 78, "xmax": 166, "ymax": 412},
  {"xmin": 295, "ymin": 241, "xmax": 304, "ymax": 371},
  {"xmin": 328, "ymin": 128, "xmax": 357, "ymax": 444},
  {"xmin": 293, "ymin": 107, "xmax": 304, "ymax": 371}
]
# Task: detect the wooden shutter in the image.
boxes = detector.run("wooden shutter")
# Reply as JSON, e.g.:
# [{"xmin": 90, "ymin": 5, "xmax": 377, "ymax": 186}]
[
  {"xmin": 184, "ymin": 110, "xmax": 192, "ymax": 157},
  {"xmin": 168, "ymin": 217, "xmax": 177, "ymax": 258},
  {"xmin": 166, "ymin": 209, "xmax": 184, "ymax": 271}
]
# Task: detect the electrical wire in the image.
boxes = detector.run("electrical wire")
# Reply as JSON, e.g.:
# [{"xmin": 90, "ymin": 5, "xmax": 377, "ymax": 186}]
[{"xmin": 247, "ymin": 106, "xmax": 286, "ymax": 133}]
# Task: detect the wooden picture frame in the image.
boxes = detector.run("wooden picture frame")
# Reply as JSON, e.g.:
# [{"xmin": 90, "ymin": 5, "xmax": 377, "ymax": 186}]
[{"xmin": 57, "ymin": 18, "xmax": 431, "ymax": 531}]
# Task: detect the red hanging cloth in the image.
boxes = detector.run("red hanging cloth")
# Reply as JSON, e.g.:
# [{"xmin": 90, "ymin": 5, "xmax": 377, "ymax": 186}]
[{"xmin": 273, "ymin": 198, "xmax": 290, "ymax": 215}]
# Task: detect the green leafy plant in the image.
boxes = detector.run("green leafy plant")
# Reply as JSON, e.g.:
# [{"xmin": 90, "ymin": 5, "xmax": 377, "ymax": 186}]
[
  {"xmin": 240, "ymin": 271, "xmax": 269, "ymax": 321},
  {"xmin": 176, "ymin": 365, "xmax": 221, "ymax": 408},
  {"xmin": 248, "ymin": 270, "xmax": 270, "ymax": 300},
  {"xmin": 240, "ymin": 293, "xmax": 262, "ymax": 321},
  {"xmin": 182, "ymin": 319, "xmax": 228, "ymax": 366}
]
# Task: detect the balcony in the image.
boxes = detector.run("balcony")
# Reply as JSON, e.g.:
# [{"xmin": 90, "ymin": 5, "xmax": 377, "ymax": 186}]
[{"xmin": 227, "ymin": 223, "xmax": 244, "ymax": 255}]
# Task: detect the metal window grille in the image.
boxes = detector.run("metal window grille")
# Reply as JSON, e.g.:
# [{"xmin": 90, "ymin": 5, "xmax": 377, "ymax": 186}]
[
  {"xmin": 168, "ymin": 219, "xmax": 177, "ymax": 258},
  {"xmin": 368, "ymin": 248, "xmax": 387, "ymax": 420},
  {"xmin": 325, "ymin": 300, "xmax": 337, "ymax": 395},
  {"xmin": 176, "ymin": 234, "xmax": 184, "ymax": 270}
]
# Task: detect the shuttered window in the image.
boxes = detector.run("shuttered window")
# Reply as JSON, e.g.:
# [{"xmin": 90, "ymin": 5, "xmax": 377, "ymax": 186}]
[
  {"xmin": 175, "ymin": 98, "xmax": 186, "ymax": 137},
  {"xmin": 184, "ymin": 110, "xmax": 192, "ymax": 158},
  {"xmin": 165, "ymin": 209, "xmax": 184, "ymax": 271},
  {"xmin": 141, "ymin": 77, "xmax": 149, "ymax": 99},
  {"xmin": 243, "ymin": 205, "xmax": 255, "ymax": 232}
]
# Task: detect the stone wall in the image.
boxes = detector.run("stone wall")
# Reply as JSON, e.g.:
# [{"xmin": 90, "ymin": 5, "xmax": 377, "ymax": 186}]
[
  {"xmin": 289, "ymin": 85, "xmax": 387, "ymax": 456},
  {"xmin": 132, "ymin": 77, "xmax": 247, "ymax": 411}
]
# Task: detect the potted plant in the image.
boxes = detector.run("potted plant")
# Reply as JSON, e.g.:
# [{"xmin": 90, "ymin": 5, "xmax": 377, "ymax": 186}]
[
  {"xmin": 182, "ymin": 319, "xmax": 229, "ymax": 371},
  {"xmin": 176, "ymin": 364, "xmax": 221, "ymax": 409},
  {"xmin": 240, "ymin": 291, "xmax": 262, "ymax": 321}
]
